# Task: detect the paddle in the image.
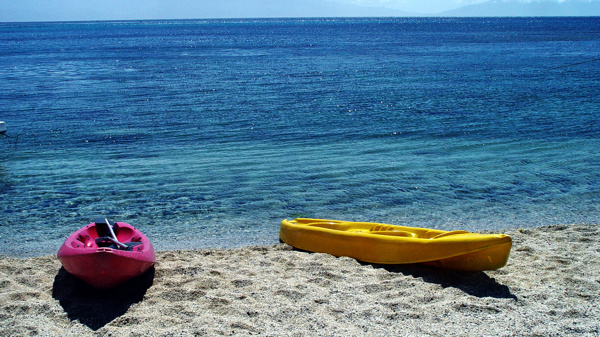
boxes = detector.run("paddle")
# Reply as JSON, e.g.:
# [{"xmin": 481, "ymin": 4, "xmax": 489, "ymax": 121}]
[{"xmin": 94, "ymin": 218, "xmax": 130, "ymax": 250}]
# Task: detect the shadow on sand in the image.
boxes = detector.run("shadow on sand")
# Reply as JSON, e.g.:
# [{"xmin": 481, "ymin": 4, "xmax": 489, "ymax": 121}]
[
  {"xmin": 52, "ymin": 266, "xmax": 155, "ymax": 331},
  {"xmin": 284, "ymin": 244, "xmax": 516, "ymax": 300},
  {"xmin": 371, "ymin": 262, "xmax": 517, "ymax": 300}
]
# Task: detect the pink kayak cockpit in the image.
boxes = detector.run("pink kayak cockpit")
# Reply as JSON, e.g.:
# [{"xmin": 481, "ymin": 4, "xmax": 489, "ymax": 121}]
[
  {"xmin": 59, "ymin": 219, "xmax": 154, "ymax": 258},
  {"xmin": 68, "ymin": 222, "xmax": 146, "ymax": 252}
]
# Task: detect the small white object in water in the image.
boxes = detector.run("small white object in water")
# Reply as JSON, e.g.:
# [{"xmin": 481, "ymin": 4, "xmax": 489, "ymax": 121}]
[{"xmin": 0, "ymin": 121, "xmax": 6, "ymax": 134}]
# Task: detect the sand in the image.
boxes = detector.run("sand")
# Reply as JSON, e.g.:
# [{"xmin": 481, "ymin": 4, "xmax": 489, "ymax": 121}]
[{"xmin": 1, "ymin": 224, "xmax": 599, "ymax": 336}]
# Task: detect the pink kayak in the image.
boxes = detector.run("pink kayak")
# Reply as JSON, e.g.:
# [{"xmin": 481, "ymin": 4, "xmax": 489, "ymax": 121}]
[{"xmin": 57, "ymin": 218, "xmax": 155, "ymax": 289}]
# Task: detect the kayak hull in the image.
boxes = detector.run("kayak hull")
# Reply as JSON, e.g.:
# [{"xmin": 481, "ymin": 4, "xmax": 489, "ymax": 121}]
[
  {"xmin": 57, "ymin": 222, "xmax": 155, "ymax": 289},
  {"xmin": 280, "ymin": 218, "xmax": 512, "ymax": 271}
]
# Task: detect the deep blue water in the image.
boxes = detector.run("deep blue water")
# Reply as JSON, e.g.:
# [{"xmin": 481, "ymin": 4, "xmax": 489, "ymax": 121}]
[{"xmin": 1, "ymin": 17, "xmax": 599, "ymax": 256}]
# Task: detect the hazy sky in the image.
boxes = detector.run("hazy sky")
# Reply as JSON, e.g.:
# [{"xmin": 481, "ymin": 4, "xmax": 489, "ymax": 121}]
[
  {"xmin": 331, "ymin": 0, "xmax": 488, "ymax": 13},
  {"xmin": 0, "ymin": 0, "xmax": 597, "ymax": 22}
]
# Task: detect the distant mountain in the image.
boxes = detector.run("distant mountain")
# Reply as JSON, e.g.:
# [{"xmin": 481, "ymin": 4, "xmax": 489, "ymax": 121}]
[{"xmin": 439, "ymin": 0, "xmax": 600, "ymax": 17}]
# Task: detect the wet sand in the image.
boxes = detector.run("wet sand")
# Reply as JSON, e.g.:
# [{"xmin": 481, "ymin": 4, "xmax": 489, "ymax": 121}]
[{"xmin": 1, "ymin": 224, "xmax": 599, "ymax": 336}]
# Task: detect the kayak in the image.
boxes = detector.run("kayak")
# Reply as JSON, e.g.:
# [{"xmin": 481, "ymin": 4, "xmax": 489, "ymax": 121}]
[
  {"xmin": 57, "ymin": 218, "xmax": 156, "ymax": 288},
  {"xmin": 280, "ymin": 218, "xmax": 512, "ymax": 271}
]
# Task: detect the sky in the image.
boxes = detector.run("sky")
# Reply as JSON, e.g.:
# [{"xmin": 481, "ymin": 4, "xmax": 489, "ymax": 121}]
[
  {"xmin": 331, "ymin": 0, "xmax": 489, "ymax": 13},
  {"xmin": 0, "ymin": 0, "xmax": 598, "ymax": 22}
]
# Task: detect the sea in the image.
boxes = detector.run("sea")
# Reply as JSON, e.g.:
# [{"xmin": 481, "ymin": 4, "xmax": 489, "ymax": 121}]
[{"xmin": 1, "ymin": 17, "xmax": 599, "ymax": 257}]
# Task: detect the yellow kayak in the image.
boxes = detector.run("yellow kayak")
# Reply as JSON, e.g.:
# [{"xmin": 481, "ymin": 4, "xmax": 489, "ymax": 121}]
[{"xmin": 280, "ymin": 218, "xmax": 512, "ymax": 271}]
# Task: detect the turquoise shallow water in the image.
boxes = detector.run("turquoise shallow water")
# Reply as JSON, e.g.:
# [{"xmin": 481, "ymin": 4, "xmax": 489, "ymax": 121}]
[{"xmin": 1, "ymin": 17, "xmax": 599, "ymax": 256}]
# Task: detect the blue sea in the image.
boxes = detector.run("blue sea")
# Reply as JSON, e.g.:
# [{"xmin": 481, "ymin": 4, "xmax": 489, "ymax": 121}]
[{"xmin": 1, "ymin": 17, "xmax": 599, "ymax": 257}]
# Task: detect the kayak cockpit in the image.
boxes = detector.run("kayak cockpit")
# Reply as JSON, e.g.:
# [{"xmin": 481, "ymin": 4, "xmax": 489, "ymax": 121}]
[{"xmin": 69, "ymin": 218, "xmax": 146, "ymax": 251}]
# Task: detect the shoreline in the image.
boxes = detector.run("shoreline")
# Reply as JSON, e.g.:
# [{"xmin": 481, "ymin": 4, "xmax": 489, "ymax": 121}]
[{"xmin": 1, "ymin": 224, "xmax": 599, "ymax": 336}]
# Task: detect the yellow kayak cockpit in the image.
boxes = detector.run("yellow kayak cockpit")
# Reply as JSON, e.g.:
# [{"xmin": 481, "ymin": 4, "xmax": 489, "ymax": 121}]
[{"xmin": 280, "ymin": 218, "xmax": 512, "ymax": 271}]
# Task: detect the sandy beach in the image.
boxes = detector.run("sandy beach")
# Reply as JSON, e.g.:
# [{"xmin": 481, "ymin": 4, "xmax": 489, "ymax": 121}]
[{"xmin": 1, "ymin": 224, "xmax": 599, "ymax": 336}]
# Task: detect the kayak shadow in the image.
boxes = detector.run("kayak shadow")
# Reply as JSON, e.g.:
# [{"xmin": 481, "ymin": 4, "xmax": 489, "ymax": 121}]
[
  {"xmin": 51, "ymin": 266, "xmax": 155, "ymax": 331},
  {"xmin": 372, "ymin": 263, "xmax": 517, "ymax": 300}
]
